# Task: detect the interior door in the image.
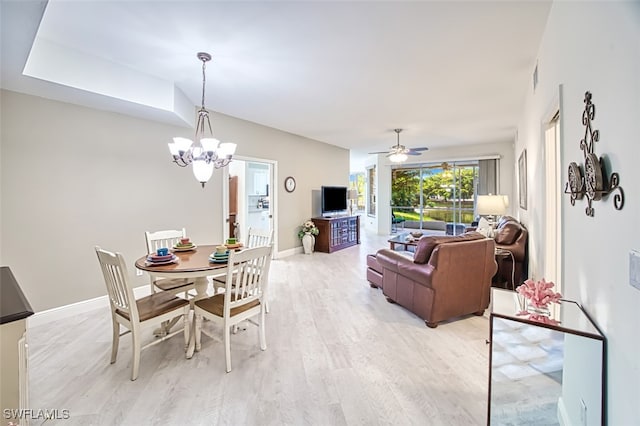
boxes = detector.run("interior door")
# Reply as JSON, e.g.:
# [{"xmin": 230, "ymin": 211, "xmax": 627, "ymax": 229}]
[
  {"xmin": 228, "ymin": 175, "xmax": 238, "ymax": 238},
  {"xmin": 224, "ymin": 158, "xmax": 275, "ymax": 248}
]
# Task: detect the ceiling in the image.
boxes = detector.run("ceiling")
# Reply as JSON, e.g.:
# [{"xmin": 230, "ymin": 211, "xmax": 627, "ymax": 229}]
[{"xmin": 1, "ymin": 0, "xmax": 551, "ymax": 160}]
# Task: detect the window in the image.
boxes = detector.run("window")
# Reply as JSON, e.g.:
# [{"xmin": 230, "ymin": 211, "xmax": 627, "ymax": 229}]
[
  {"xmin": 367, "ymin": 166, "xmax": 376, "ymax": 216},
  {"xmin": 349, "ymin": 172, "xmax": 365, "ymax": 213},
  {"xmin": 391, "ymin": 160, "xmax": 495, "ymax": 234}
]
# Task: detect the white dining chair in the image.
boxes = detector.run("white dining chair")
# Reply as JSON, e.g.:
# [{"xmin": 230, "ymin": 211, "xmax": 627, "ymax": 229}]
[
  {"xmin": 95, "ymin": 246, "xmax": 190, "ymax": 381},
  {"xmin": 193, "ymin": 245, "xmax": 273, "ymax": 372},
  {"xmin": 145, "ymin": 228, "xmax": 195, "ymax": 297},
  {"xmin": 212, "ymin": 227, "xmax": 273, "ymax": 291}
]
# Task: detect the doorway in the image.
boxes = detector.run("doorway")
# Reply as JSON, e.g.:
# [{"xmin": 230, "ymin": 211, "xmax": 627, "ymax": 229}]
[
  {"xmin": 223, "ymin": 157, "xmax": 276, "ymax": 251},
  {"xmin": 544, "ymin": 111, "xmax": 562, "ymax": 294}
]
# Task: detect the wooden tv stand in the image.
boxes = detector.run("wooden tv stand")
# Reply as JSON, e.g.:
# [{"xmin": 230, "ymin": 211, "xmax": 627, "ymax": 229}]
[{"xmin": 312, "ymin": 215, "xmax": 360, "ymax": 253}]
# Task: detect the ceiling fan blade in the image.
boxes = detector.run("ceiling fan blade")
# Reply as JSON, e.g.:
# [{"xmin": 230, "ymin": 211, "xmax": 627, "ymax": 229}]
[
  {"xmin": 368, "ymin": 150, "xmax": 390, "ymax": 154},
  {"xmin": 405, "ymin": 148, "xmax": 429, "ymax": 155}
]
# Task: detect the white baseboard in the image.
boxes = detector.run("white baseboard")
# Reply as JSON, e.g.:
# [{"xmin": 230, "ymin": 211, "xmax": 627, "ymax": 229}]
[
  {"xmin": 28, "ymin": 285, "xmax": 151, "ymax": 329},
  {"xmin": 275, "ymin": 247, "xmax": 303, "ymax": 258},
  {"xmin": 557, "ymin": 396, "xmax": 571, "ymax": 426}
]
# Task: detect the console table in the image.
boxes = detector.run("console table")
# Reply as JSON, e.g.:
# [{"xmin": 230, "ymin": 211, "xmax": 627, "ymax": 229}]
[
  {"xmin": 313, "ymin": 215, "xmax": 360, "ymax": 253},
  {"xmin": 488, "ymin": 288, "xmax": 605, "ymax": 425}
]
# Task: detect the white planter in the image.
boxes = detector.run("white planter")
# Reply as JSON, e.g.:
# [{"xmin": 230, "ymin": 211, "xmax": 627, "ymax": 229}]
[{"xmin": 302, "ymin": 232, "xmax": 315, "ymax": 254}]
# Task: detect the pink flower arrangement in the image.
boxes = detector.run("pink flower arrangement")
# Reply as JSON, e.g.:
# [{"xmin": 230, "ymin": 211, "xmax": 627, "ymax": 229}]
[
  {"xmin": 516, "ymin": 278, "xmax": 562, "ymax": 309},
  {"xmin": 527, "ymin": 314, "xmax": 560, "ymax": 326}
]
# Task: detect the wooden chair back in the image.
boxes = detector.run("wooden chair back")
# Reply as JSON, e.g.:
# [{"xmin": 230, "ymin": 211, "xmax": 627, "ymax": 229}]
[
  {"xmin": 246, "ymin": 227, "xmax": 274, "ymax": 248},
  {"xmin": 224, "ymin": 246, "xmax": 273, "ymax": 314},
  {"xmin": 145, "ymin": 228, "xmax": 187, "ymax": 254},
  {"xmin": 95, "ymin": 246, "xmax": 138, "ymax": 323}
]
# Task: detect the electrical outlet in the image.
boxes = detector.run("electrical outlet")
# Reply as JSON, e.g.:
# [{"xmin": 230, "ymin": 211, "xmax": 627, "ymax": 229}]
[
  {"xmin": 580, "ymin": 398, "xmax": 587, "ymax": 426},
  {"xmin": 136, "ymin": 268, "xmax": 144, "ymax": 277}
]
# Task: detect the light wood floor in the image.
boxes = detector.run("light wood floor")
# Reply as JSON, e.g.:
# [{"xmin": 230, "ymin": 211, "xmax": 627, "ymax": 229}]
[{"xmin": 28, "ymin": 229, "xmax": 491, "ymax": 425}]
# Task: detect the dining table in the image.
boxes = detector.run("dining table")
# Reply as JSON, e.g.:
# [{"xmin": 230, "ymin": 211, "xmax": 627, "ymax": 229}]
[{"xmin": 134, "ymin": 244, "xmax": 235, "ymax": 358}]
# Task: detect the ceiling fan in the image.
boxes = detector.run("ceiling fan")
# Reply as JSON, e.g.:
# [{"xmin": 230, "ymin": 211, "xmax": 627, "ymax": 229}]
[{"xmin": 368, "ymin": 129, "xmax": 429, "ymax": 163}]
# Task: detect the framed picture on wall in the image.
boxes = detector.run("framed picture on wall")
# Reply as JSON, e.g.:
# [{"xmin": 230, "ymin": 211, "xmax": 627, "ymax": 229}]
[{"xmin": 518, "ymin": 149, "xmax": 528, "ymax": 210}]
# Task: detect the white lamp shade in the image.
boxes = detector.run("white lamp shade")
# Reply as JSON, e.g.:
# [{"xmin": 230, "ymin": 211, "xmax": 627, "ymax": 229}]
[
  {"xmin": 192, "ymin": 159, "xmax": 214, "ymax": 184},
  {"xmin": 477, "ymin": 194, "xmax": 508, "ymax": 216},
  {"xmin": 173, "ymin": 137, "xmax": 193, "ymax": 152},
  {"xmin": 200, "ymin": 137, "xmax": 220, "ymax": 152},
  {"xmin": 218, "ymin": 142, "xmax": 237, "ymax": 157},
  {"xmin": 168, "ymin": 142, "xmax": 180, "ymax": 156},
  {"xmin": 347, "ymin": 189, "xmax": 358, "ymax": 200}
]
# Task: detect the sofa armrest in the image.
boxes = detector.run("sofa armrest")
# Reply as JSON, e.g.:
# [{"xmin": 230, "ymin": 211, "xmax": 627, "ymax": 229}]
[
  {"xmin": 376, "ymin": 249, "xmax": 410, "ymax": 273},
  {"xmin": 376, "ymin": 249, "xmax": 435, "ymax": 287},
  {"xmin": 495, "ymin": 228, "xmax": 527, "ymax": 262}
]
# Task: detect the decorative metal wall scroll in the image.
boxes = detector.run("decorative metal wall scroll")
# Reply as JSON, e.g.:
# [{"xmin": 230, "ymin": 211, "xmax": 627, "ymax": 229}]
[{"xmin": 564, "ymin": 91, "xmax": 624, "ymax": 216}]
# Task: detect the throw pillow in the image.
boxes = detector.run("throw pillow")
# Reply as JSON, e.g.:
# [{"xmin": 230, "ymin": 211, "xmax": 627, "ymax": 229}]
[{"xmin": 476, "ymin": 217, "xmax": 496, "ymax": 238}]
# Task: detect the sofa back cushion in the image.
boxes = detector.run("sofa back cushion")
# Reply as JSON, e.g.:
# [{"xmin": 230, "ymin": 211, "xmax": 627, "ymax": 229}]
[
  {"xmin": 495, "ymin": 221, "xmax": 522, "ymax": 245},
  {"xmin": 413, "ymin": 232, "xmax": 485, "ymax": 264}
]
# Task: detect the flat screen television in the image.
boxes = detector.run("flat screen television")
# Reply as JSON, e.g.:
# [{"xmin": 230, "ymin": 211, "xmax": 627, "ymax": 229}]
[{"xmin": 321, "ymin": 186, "xmax": 348, "ymax": 214}]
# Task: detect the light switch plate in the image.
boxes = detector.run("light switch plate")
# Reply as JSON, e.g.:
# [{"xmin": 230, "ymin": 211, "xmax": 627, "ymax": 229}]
[{"xmin": 630, "ymin": 250, "xmax": 640, "ymax": 291}]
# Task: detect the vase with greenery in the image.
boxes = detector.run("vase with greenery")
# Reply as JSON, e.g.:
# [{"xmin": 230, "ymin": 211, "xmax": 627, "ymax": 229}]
[{"xmin": 298, "ymin": 220, "xmax": 319, "ymax": 254}]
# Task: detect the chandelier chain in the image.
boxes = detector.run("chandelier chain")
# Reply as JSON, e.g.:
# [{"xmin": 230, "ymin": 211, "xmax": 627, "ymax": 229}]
[{"xmin": 201, "ymin": 58, "xmax": 206, "ymax": 110}]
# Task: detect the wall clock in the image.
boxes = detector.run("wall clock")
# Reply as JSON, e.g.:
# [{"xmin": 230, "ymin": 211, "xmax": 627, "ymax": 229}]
[{"xmin": 284, "ymin": 176, "xmax": 296, "ymax": 193}]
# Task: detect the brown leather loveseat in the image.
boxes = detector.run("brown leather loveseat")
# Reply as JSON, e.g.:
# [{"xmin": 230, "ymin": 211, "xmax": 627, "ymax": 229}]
[
  {"xmin": 492, "ymin": 216, "xmax": 528, "ymax": 289},
  {"xmin": 375, "ymin": 232, "xmax": 497, "ymax": 328}
]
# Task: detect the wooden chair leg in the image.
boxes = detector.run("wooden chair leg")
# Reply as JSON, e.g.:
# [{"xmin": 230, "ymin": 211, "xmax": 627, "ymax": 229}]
[
  {"xmin": 224, "ymin": 324, "xmax": 232, "ymax": 373},
  {"xmin": 110, "ymin": 319, "xmax": 119, "ymax": 364},
  {"xmin": 259, "ymin": 308, "xmax": 267, "ymax": 351},
  {"xmin": 183, "ymin": 307, "xmax": 190, "ymax": 350},
  {"xmin": 194, "ymin": 314, "xmax": 202, "ymax": 353},
  {"xmin": 131, "ymin": 329, "xmax": 141, "ymax": 381}
]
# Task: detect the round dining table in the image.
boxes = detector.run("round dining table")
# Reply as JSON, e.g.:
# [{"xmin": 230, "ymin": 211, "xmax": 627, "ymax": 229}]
[
  {"xmin": 135, "ymin": 244, "xmax": 231, "ymax": 358},
  {"xmin": 135, "ymin": 244, "xmax": 229, "ymax": 299}
]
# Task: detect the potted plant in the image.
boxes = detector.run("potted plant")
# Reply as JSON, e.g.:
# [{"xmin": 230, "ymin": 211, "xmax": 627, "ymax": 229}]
[{"xmin": 298, "ymin": 220, "xmax": 319, "ymax": 254}]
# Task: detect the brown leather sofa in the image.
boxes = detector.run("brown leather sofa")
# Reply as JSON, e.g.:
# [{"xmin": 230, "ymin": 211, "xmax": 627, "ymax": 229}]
[
  {"xmin": 375, "ymin": 232, "xmax": 497, "ymax": 328},
  {"xmin": 366, "ymin": 254, "xmax": 383, "ymax": 289},
  {"xmin": 492, "ymin": 216, "xmax": 528, "ymax": 289}
]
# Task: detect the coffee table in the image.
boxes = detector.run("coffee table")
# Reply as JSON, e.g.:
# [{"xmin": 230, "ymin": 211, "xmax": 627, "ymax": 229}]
[{"xmin": 388, "ymin": 230, "xmax": 446, "ymax": 250}]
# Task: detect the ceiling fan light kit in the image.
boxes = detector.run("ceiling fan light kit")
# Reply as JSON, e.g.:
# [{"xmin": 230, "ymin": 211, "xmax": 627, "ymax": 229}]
[{"xmin": 368, "ymin": 128, "xmax": 429, "ymax": 163}]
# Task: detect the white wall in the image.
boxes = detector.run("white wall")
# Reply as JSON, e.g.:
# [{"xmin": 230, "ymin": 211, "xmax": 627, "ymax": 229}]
[
  {"xmin": 0, "ymin": 90, "xmax": 349, "ymax": 311},
  {"xmin": 363, "ymin": 141, "xmax": 515, "ymax": 235},
  {"xmin": 516, "ymin": 2, "xmax": 640, "ymax": 423}
]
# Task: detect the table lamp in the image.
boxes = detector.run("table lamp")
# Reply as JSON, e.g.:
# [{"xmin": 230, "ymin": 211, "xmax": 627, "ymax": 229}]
[
  {"xmin": 477, "ymin": 194, "xmax": 508, "ymax": 227},
  {"xmin": 348, "ymin": 189, "xmax": 358, "ymax": 215}
]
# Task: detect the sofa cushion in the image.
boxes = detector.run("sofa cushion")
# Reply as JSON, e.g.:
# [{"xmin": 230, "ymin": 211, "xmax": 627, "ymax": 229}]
[
  {"xmin": 413, "ymin": 231, "xmax": 486, "ymax": 264},
  {"xmin": 495, "ymin": 222, "xmax": 522, "ymax": 245},
  {"xmin": 403, "ymin": 220, "xmax": 446, "ymax": 231}
]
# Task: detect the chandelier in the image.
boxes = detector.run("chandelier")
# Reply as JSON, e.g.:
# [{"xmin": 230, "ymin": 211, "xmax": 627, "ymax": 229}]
[{"xmin": 168, "ymin": 52, "xmax": 237, "ymax": 187}]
